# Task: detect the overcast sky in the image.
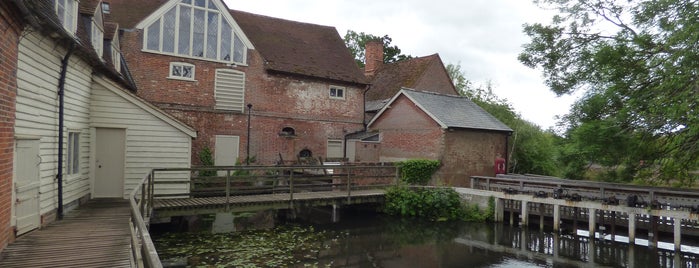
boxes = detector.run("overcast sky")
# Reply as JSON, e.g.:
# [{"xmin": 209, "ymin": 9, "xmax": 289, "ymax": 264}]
[{"xmin": 224, "ymin": 0, "xmax": 579, "ymax": 129}]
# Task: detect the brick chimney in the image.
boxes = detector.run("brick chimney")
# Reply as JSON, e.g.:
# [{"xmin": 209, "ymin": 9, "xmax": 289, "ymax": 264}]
[{"xmin": 364, "ymin": 40, "xmax": 383, "ymax": 76}]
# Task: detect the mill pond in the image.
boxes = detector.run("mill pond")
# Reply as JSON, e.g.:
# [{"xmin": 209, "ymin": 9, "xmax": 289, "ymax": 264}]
[{"xmin": 151, "ymin": 206, "xmax": 699, "ymax": 268}]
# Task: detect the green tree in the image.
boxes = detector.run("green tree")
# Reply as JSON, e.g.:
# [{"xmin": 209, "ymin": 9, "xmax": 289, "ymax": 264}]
[
  {"xmin": 446, "ymin": 62, "xmax": 560, "ymax": 176},
  {"xmin": 519, "ymin": 0, "xmax": 699, "ymax": 185},
  {"xmin": 343, "ymin": 30, "xmax": 412, "ymax": 67}
]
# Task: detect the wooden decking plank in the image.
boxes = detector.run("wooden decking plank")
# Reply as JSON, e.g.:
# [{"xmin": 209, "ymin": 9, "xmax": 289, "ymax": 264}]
[{"xmin": 0, "ymin": 199, "xmax": 133, "ymax": 267}]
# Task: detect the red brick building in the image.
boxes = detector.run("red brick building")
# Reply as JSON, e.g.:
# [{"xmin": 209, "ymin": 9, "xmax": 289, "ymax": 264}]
[
  {"xmin": 0, "ymin": 0, "xmax": 22, "ymax": 251},
  {"xmin": 109, "ymin": 1, "xmax": 368, "ymax": 165},
  {"xmin": 367, "ymin": 89, "xmax": 512, "ymax": 187}
]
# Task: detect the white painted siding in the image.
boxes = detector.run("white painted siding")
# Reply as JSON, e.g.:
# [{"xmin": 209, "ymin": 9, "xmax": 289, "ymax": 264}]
[
  {"xmin": 16, "ymin": 30, "xmax": 92, "ymax": 215},
  {"xmin": 90, "ymin": 77, "xmax": 193, "ymax": 197}
]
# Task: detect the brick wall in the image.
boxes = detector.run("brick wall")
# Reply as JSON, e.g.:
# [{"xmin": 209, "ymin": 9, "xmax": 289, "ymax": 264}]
[
  {"xmin": 0, "ymin": 1, "xmax": 22, "ymax": 252},
  {"xmin": 439, "ymin": 129, "xmax": 509, "ymax": 187},
  {"xmin": 369, "ymin": 95, "xmax": 444, "ymax": 161},
  {"xmin": 120, "ymin": 30, "xmax": 365, "ymax": 165}
]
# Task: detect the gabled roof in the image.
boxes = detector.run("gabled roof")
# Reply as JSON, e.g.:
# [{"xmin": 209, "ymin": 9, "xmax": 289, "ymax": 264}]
[
  {"xmin": 369, "ymin": 88, "xmax": 513, "ymax": 132},
  {"xmin": 230, "ymin": 10, "xmax": 368, "ymax": 85},
  {"xmin": 366, "ymin": 54, "xmax": 457, "ymax": 101}
]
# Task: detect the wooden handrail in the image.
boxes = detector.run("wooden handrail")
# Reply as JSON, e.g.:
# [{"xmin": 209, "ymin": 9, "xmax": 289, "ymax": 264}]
[{"xmin": 128, "ymin": 173, "xmax": 163, "ymax": 268}]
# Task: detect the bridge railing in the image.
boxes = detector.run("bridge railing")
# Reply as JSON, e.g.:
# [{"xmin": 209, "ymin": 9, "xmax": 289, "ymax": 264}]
[
  {"xmin": 148, "ymin": 164, "xmax": 400, "ymax": 201},
  {"xmin": 128, "ymin": 172, "xmax": 162, "ymax": 268},
  {"xmin": 471, "ymin": 174, "xmax": 699, "ymax": 210}
]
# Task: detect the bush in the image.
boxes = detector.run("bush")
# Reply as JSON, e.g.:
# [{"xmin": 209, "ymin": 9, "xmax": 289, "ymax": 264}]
[
  {"xmin": 199, "ymin": 147, "xmax": 216, "ymax": 177},
  {"xmin": 384, "ymin": 186, "xmax": 464, "ymax": 221},
  {"xmin": 398, "ymin": 159, "xmax": 440, "ymax": 185}
]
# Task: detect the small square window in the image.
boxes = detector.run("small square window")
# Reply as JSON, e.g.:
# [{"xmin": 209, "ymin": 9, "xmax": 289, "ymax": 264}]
[
  {"xmin": 169, "ymin": 62, "xmax": 196, "ymax": 81},
  {"xmin": 329, "ymin": 86, "xmax": 345, "ymax": 100}
]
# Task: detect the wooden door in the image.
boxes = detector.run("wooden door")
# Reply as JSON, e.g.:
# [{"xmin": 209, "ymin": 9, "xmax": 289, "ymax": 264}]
[
  {"xmin": 94, "ymin": 128, "xmax": 125, "ymax": 198},
  {"xmin": 14, "ymin": 139, "xmax": 41, "ymax": 235}
]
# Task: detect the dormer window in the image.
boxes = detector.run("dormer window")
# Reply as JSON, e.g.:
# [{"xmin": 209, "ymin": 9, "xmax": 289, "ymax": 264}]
[
  {"xmin": 101, "ymin": 2, "xmax": 111, "ymax": 14},
  {"xmin": 55, "ymin": 0, "xmax": 78, "ymax": 34},
  {"xmin": 91, "ymin": 7, "xmax": 105, "ymax": 59},
  {"xmin": 142, "ymin": 0, "xmax": 249, "ymax": 64}
]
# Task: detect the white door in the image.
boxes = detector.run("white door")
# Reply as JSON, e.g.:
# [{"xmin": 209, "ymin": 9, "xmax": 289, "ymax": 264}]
[
  {"xmin": 94, "ymin": 128, "xmax": 125, "ymax": 198},
  {"xmin": 14, "ymin": 139, "xmax": 41, "ymax": 235},
  {"xmin": 215, "ymin": 135, "xmax": 240, "ymax": 166}
]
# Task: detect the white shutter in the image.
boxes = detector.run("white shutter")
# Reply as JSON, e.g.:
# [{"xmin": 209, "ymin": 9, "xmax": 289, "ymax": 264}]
[
  {"xmin": 327, "ymin": 140, "xmax": 343, "ymax": 159},
  {"xmin": 215, "ymin": 69, "xmax": 245, "ymax": 112}
]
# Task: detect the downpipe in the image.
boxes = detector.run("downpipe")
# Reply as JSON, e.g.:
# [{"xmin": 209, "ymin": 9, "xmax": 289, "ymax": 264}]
[{"xmin": 57, "ymin": 43, "xmax": 75, "ymax": 220}]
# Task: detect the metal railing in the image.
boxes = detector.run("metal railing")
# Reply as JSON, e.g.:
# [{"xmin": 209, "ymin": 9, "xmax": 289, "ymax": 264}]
[{"xmin": 128, "ymin": 172, "xmax": 162, "ymax": 268}]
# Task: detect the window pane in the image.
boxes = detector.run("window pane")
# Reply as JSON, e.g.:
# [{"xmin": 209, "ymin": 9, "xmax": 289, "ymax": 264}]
[
  {"xmin": 162, "ymin": 7, "xmax": 176, "ymax": 53},
  {"xmin": 65, "ymin": 0, "xmax": 74, "ymax": 31},
  {"xmin": 233, "ymin": 34, "xmax": 245, "ymax": 63},
  {"xmin": 181, "ymin": 0, "xmax": 191, "ymax": 4},
  {"xmin": 57, "ymin": 0, "xmax": 66, "ymax": 25},
  {"xmin": 337, "ymin": 89, "xmax": 344, "ymax": 98},
  {"xmin": 178, "ymin": 6, "xmax": 191, "ymax": 55},
  {"xmin": 192, "ymin": 9, "xmax": 205, "ymax": 57},
  {"xmin": 147, "ymin": 19, "xmax": 160, "ymax": 50},
  {"xmin": 72, "ymin": 134, "xmax": 79, "ymax": 174},
  {"xmin": 220, "ymin": 22, "xmax": 231, "ymax": 61},
  {"xmin": 195, "ymin": 0, "xmax": 206, "ymax": 7},
  {"xmin": 182, "ymin": 66, "xmax": 192, "ymax": 78},
  {"xmin": 205, "ymin": 13, "xmax": 218, "ymax": 59}
]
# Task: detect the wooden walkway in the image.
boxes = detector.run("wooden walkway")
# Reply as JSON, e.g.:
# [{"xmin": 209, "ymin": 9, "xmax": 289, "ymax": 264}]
[
  {"xmin": 153, "ymin": 189, "xmax": 387, "ymax": 217},
  {"xmin": 0, "ymin": 199, "xmax": 133, "ymax": 268}
]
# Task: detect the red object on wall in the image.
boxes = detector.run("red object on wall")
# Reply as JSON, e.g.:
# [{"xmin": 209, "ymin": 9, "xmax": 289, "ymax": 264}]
[{"xmin": 494, "ymin": 156, "xmax": 506, "ymax": 174}]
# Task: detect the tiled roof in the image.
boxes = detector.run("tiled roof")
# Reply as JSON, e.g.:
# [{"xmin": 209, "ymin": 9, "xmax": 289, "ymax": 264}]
[
  {"xmin": 366, "ymin": 54, "xmax": 439, "ymax": 101},
  {"xmin": 79, "ymin": 0, "xmax": 101, "ymax": 14},
  {"xmin": 105, "ymin": 0, "xmax": 170, "ymax": 29},
  {"xmin": 230, "ymin": 10, "xmax": 368, "ymax": 85},
  {"xmin": 365, "ymin": 99, "xmax": 389, "ymax": 112},
  {"xmin": 378, "ymin": 88, "xmax": 513, "ymax": 132},
  {"xmin": 17, "ymin": 0, "xmax": 135, "ymax": 90}
]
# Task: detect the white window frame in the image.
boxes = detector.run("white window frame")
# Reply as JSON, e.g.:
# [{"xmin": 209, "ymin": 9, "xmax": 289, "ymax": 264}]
[
  {"xmin": 168, "ymin": 62, "xmax": 196, "ymax": 81},
  {"xmin": 55, "ymin": 0, "xmax": 78, "ymax": 35},
  {"xmin": 91, "ymin": 20, "xmax": 104, "ymax": 59},
  {"xmin": 329, "ymin": 86, "xmax": 345, "ymax": 100},
  {"xmin": 67, "ymin": 132, "xmax": 80, "ymax": 175},
  {"xmin": 141, "ymin": 0, "xmax": 248, "ymax": 65}
]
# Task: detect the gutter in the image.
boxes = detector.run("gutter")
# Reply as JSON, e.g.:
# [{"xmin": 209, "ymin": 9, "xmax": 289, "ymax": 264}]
[{"xmin": 57, "ymin": 43, "xmax": 76, "ymax": 220}]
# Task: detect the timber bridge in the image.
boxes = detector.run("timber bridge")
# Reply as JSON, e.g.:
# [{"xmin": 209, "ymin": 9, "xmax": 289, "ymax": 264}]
[{"xmin": 5, "ymin": 166, "xmax": 699, "ymax": 267}]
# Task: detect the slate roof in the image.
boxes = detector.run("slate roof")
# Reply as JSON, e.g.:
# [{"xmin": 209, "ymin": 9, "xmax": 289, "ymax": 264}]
[
  {"xmin": 371, "ymin": 88, "xmax": 513, "ymax": 132},
  {"xmin": 231, "ymin": 10, "xmax": 368, "ymax": 85},
  {"xmin": 366, "ymin": 54, "xmax": 446, "ymax": 101}
]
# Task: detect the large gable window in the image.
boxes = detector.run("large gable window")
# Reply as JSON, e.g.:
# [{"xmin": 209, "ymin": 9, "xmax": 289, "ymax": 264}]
[
  {"xmin": 143, "ymin": 0, "xmax": 248, "ymax": 64},
  {"xmin": 91, "ymin": 7, "xmax": 105, "ymax": 59},
  {"xmin": 55, "ymin": 0, "xmax": 78, "ymax": 34},
  {"xmin": 214, "ymin": 69, "xmax": 245, "ymax": 112}
]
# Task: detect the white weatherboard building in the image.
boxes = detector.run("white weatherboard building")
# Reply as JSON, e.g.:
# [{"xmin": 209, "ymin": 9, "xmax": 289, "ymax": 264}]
[{"xmin": 12, "ymin": 0, "xmax": 196, "ymax": 237}]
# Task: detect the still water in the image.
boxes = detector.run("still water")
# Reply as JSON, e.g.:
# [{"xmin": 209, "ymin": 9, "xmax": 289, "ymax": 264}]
[{"xmin": 152, "ymin": 206, "xmax": 699, "ymax": 267}]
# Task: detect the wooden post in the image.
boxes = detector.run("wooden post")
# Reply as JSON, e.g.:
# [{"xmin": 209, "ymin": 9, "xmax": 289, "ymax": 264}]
[
  {"xmin": 494, "ymin": 198, "xmax": 504, "ymax": 222},
  {"xmin": 346, "ymin": 166, "xmax": 351, "ymax": 203},
  {"xmin": 225, "ymin": 170, "xmax": 231, "ymax": 211},
  {"xmin": 553, "ymin": 204, "xmax": 560, "ymax": 232},
  {"xmin": 521, "ymin": 201, "xmax": 529, "ymax": 226},
  {"xmin": 610, "ymin": 211, "xmax": 616, "ymax": 241},
  {"xmin": 470, "ymin": 177, "xmax": 475, "ymax": 188},
  {"xmin": 589, "ymin": 208, "xmax": 597, "ymax": 238},
  {"xmin": 573, "ymin": 207, "xmax": 579, "ymax": 234},
  {"xmin": 674, "ymin": 217, "xmax": 682, "ymax": 251},
  {"xmin": 486, "ymin": 178, "xmax": 491, "ymax": 191},
  {"xmin": 332, "ymin": 203, "xmax": 340, "ymax": 223},
  {"xmin": 628, "ymin": 213, "xmax": 636, "ymax": 244},
  {"xmin": 509, "ymin": 200, "xmax": 515, "ymax": 226},
  {"xmin": 539, "ymin": 203, "xmax": 545, "ymax": 230},
  {"xmin": 289, "ymin": 170, "xmax": 294, "ymax": 208}
]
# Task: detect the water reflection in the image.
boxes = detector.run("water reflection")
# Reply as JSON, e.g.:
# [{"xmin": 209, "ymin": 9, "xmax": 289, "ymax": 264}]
[{"xmin": 152, "ymin": 207, "xmax": 699, "ymax": 267}]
